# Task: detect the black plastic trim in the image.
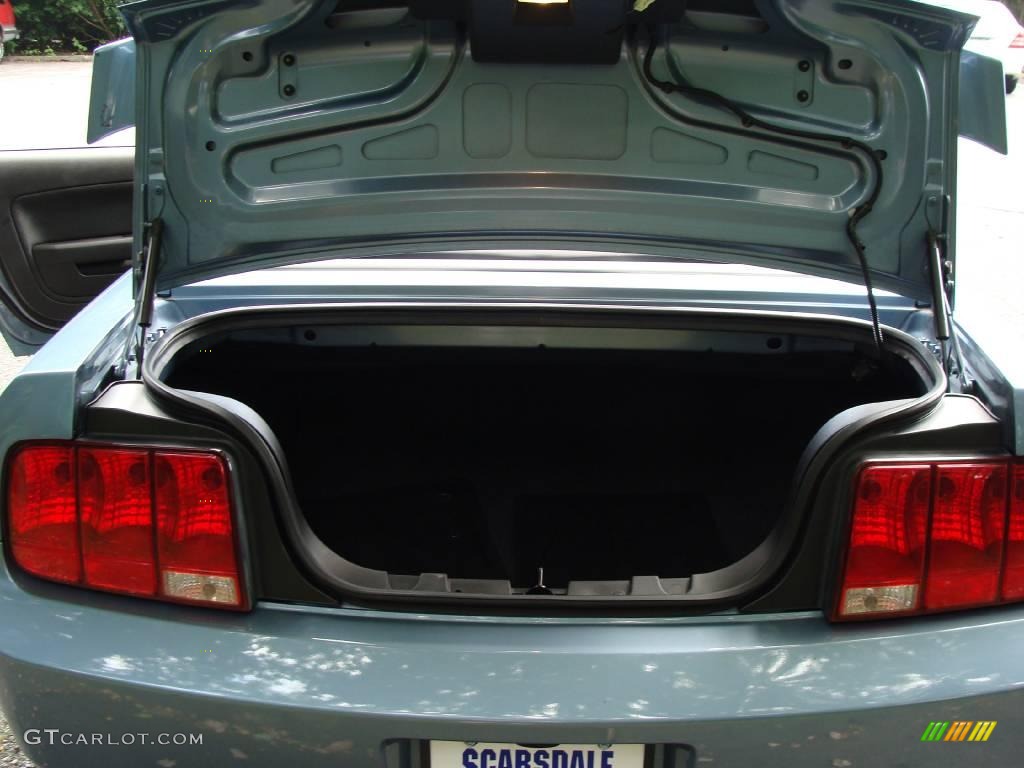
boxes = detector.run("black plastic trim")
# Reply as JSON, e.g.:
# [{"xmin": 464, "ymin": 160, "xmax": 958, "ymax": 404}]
[{"xmin": 81, "ymin": 381, "xmax": 336, "ymax": 607}]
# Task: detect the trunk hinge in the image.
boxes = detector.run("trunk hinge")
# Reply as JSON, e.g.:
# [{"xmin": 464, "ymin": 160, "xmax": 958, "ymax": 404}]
[
  {"xmin": 123, "ymin": 218, "xmax": 164, "ymax": 379},
  {"xmin": 926, "ymin": 230, "xmax": 963, "ymax": 386}
]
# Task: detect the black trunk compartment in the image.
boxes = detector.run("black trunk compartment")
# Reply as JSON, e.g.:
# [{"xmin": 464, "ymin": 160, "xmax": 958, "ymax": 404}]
[{"xmin": 166, "ymin": 339, "xmax": 925, "ymax": 592}]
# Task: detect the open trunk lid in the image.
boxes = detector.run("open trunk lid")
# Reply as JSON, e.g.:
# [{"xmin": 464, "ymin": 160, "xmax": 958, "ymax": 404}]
[{"xmin": 104, "ymin": 0, "xmax": 1006, "ymax": 304}]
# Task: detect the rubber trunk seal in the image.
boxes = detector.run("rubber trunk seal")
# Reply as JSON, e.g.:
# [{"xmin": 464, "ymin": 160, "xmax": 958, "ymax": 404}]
[{"xmin": 141, "ymin": 302, "xmax": 946, "ymax": 613}]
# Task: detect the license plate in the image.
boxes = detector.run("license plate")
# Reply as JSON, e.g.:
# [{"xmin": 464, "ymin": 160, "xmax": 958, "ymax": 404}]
[{"xmin": 430, "ymin": 742, "xmax": 645, "ymax": 768}]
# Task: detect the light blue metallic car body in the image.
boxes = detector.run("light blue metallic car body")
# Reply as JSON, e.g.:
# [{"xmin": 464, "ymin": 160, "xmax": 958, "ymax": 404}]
[
  {"xmin": 2, "ymin": 0, "xmax": 1024, "ymax": 765},
  {"xmin": 1, "ymin": 553, "xmax": 1024, "ymax": 768},
  {"xmin": 87, "ymin": 38, "xmax": 137, "ymax": 145},
  {"xmin": 3, "ymin": 264, "xmax": 1024, "ymax": 767}
]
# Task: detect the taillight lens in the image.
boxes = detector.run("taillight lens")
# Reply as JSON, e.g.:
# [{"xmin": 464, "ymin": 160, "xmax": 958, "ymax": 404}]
[
  {"xmin": 839, "ymin": 464, "xmax": 929, "ymax": 617},
  {"xmin": 1003, "ymin": 464, "xmax": 1024, "ymax": 599},
  {"xmin": 79, "ymin": 447, "xmax": 157, "ymax": 596},
  {"xmin": 1011, "ymin": 32, "xmax": 1024, "ymax": 49},
  {"xmin": 7, "ymin": 445, "xmax": 79, "ymax": 584},
  {"xmin": 925, "ymin": 464, "xmax": 1006, "ymax": 610},
  {"xmin": 835, "ymin": 459, "xmax": 1021, "ymax": 620},
  {"xmin": 4, "ymin": 442, "xmax": 246, "ymax": 610},
  {"xmin": 156, "ymin": 452, "xmax": 240, "ymax": 606}
]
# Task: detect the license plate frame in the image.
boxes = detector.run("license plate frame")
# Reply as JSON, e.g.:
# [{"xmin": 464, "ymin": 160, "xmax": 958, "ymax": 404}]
[{"xmin": 429, "ymin": 741, "xmax": 646, "ymax": 768}]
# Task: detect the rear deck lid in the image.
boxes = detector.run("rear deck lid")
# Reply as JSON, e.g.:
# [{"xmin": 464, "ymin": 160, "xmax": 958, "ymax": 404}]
[{"xmin": 113, "ymin": 0, "xmax": 1005, "ymax": 302}]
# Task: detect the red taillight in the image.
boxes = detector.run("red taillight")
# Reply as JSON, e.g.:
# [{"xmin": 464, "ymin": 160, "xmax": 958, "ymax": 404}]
[
  {"xmin": 835, "ymin": 459, "xmax": 1021, "ymax": 620},
  {"xmin": 1011, "ymin": 32, "xmax": 1024, "ymax": 49},
  {"xmin": 156, "ymin": 452, "xmax": 241, "ymax": 606},
  {"xmin": 4, "ymin": 443, "xmax": 246, "ymax": 610},
  {"xmin": 925, "ymin": 464, "xmax": 1006, "ymax": 610},
  {"xmin": 7, "ymin": 445, "xmax": 80, "ymax": 584},
  {"xmin": 839, "ymin": 464, "xmax": 929, "ymax": 617},
  {"xmin": 79, "ymin": 447, "xmax": 156, "ymax": 596},
  {"xmin": 1003, "ymin": 464, "xmax": 1024, "ymax": 600}
]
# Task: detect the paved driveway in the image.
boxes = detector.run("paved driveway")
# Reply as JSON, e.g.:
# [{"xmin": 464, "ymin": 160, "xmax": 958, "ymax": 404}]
[
  {"xmin": 0, "ymin": 342, "xmax": 27, "ymax": 396},
  {"xmin": 955, "ymin": 91, "xmax": 1024, "ymax": 366},
  {"xmin": 0, "ymin": 58, "xmax": 133, "ymax": 150}
]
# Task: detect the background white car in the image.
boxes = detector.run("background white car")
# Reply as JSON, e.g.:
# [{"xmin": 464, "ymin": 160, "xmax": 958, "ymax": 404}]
[{"xmin": 926, "ymin": 0, "xmax": 1024, "ymax": 92}]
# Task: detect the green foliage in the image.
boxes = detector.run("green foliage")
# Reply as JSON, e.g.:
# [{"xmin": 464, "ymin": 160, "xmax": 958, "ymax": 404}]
[
  {"xmin": 5, "ymin": 0, "xmax": 1024, "ymax": 55},
  {"xmin": 10, "ymin": 0, "xmax": 126, "ymax": 55}
]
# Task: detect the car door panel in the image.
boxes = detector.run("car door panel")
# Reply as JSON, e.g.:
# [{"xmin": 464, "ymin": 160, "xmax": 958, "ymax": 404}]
[
  {"xmin": 0, "ymin": 147, "xmax": 133, "ymax": 344},
  {"xmin": 30, "ymin": 235, "xmax": 133, "ymax": 299}
]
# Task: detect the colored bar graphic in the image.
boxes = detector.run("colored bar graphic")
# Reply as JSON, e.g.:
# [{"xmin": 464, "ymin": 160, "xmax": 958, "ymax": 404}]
[
  {"xmin": 921, "ymin": 722, "xmax": 950, "ymax": 741},
  {"xmin": 945, "ymin": 721, "xmax": 971, "ymax": 741},
  {"xmin": 922, "ymin": 721, "xmax": 996, "ymax": 742}
]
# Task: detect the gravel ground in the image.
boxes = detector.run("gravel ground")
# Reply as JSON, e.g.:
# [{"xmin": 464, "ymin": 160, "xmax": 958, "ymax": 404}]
[
  {"xmin": 0, "ymin": 59, "xmax": 1022, "ymax": 768},
  {"xmin": 0, "ymin": 343, "xmax": 29, "ymax": 397},
  {"xmin": 0, "ymin": 723, "xmax": 31, "ymax": 768}
]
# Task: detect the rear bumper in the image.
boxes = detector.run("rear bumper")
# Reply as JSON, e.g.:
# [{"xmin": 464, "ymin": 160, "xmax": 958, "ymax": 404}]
[
  {"xmin": 0, "ymin": 26, "xmax": 17, "ymax": 41},
  {"xmin": 1, "ymin": 563, "xmax": 1022, "ymax": 768}
]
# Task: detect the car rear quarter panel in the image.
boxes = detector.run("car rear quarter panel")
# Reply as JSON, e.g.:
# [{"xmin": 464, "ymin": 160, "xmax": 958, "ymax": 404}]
[{"xmin": 0, "ymin": 272, "xmax": 133, "ymax": 532}]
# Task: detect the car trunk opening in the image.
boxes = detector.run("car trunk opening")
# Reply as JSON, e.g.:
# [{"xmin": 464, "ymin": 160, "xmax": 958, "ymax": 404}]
[{"xmin": 156, "ymin": 312, "xmax": 934, "ymax": 602}]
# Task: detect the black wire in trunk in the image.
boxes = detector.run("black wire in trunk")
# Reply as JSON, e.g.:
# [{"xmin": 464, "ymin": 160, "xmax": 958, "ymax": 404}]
[{"xmin": 638, "ymin": 24, "xmax": 885, "ymax": 352}]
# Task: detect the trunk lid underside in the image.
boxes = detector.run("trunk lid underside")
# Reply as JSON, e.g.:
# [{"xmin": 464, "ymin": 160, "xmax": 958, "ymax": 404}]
[{"xmin": 121, "ymin": 0, "xmax": 976, "ymax": 300}]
